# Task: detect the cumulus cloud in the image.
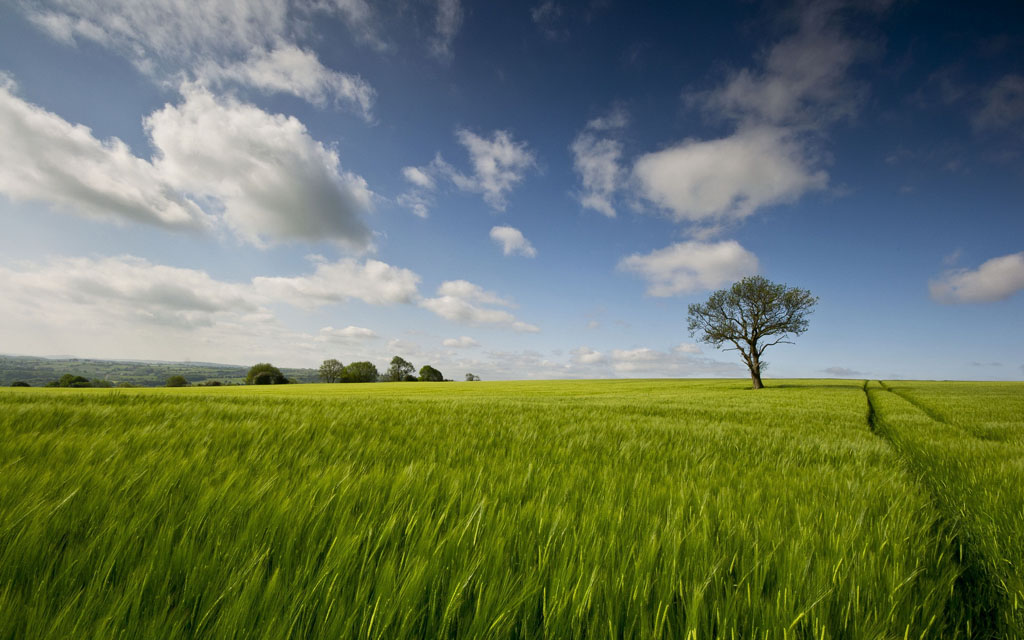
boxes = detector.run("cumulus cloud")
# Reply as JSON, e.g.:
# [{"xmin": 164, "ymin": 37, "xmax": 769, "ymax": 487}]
[
  {"xmin": 572, "ymin": 133, "xmax": 623, "ymax": 218},
  {"xmin": 146, "ymin": 86, "xmax": 373, "ymax": 248},
  {"xmin": 23, "ymin": 0, "xmax": 376, "ymax": 112},
  {"xmin": 316, "ymin": 325, "xmax": 379, "ymax": 341},
  {"xmin": 0, "ymin": 81, "xmax": 207, "ymax": 230},
  {"xmin": 571, "ymin": 107, "xmax": 628, "ymax": 217},
  {"xmin": 571, "ymin": 346, "xmax": 606, "ymax": 365},
  {"xmin": 443, "ymin": 336, "xmax": 480, "ymax": 348},
  {"xmin": 0, "ymin": 80, "xmax": 374, "ymax": 247},
  {"xmin": 402, "ymin": 166, "xmax": 436, "ymax": 190},
  {"xmin": 197, "ymin": 45, "xmax": 375, "ymax": 118},
  {"xmin": 490, "ymin": 226, "xmax": 537, "ymax": 257},
  {"xmin": 696, "ymin": 3, "xmax": 874, "ymax": 129},
  {"xmin": 633, "ymin": 126, "xmax": 827, "ymax": 223},
  {"xmin": 618, "ymin": 240, "xmax": 759, "ymax": 296},
  {"xmin": 929, "ymin": 252, "xmax": 1024, "ymax": 303},
  {"xmin": 605, "ymin": 345, "xmax": 742, "ymax": 377},
  {"xmin": 430, "ymin": 0, "xmax": 464, "ymax": 61},
  {"xmin": 437, "ymin": 129, "xmax": 536, "ymax": 210},
  {"xmin": 252, "ymin": 258, "xmax": 421, "ymax": 307},
  {"xmin": 402, "ymin": 130, "xmax": 535, "ymax": 214},
  {"xmin": 630, "ymin": 2, "xmax": 882, "ymax": 228},
  {"xmin": 0, "ymin": 79, "xmax": 207, "ymax": 229},
  {"xmin": 420, "ymin": 280, "xmax": 539, "ymax": 332}
]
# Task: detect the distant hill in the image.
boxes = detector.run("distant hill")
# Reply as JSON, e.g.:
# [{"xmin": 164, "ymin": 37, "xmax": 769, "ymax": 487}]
[{"xmin": 0, "ymin": 355, "xmax": 319, "ymax": 387}]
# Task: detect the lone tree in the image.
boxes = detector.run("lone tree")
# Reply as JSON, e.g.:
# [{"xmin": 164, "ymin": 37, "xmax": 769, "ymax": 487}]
[
  {"xmin": 246, "ymin": 363, "xmax": 286, "ymax": 385},
  {"xmin": 687, "ymin": 276, "xmax": 817, "ymax": 390},
  {"xmin": 386, "ymin": 356, "xmax": 415, "ymax": 382},
  {"xmin": 343, "ymin": 361, "xmax": 379, "ymax": 383},
  {"xmin": 418, "ymin": 365, "xmax": 443, "ymax": 382},
  {"xmin": 165, "ymin": 375, "xmax": 190, "ymax": 387},
  {"xmin": 319, "ymin": 359, "xmax": 345, "ymax": 383}
]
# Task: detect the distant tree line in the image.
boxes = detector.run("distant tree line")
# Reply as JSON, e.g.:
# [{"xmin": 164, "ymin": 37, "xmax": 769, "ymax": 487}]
[
  {"xmin": 315, "ymin": 355, "xmax": 471, "ymax": 384},
  {"xmin": 11, "ymin": 358, "xmax": 479, "ymax": 388}
]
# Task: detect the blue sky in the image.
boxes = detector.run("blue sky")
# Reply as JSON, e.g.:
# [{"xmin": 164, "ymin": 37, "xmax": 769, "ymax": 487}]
[{"xmin": 0, "ymin": 0, "xmax": 1021, "ymax": 381}]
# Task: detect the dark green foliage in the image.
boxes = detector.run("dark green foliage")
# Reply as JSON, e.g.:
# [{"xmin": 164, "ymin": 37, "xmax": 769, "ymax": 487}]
[
  {"xmin": 253, "ymin": 372, "xmax": 274, "ymax": 385},
  {"xmin": 385, "ymin": 356, "xmax": 415, "ymax": 382},
  {"xmin": 465, "ymin": 373, "xmax": 481, "ymax": 381},
  {"xmin": 165, "ymin": 375, "xmax": 190, "ymax": 387},
  {"xmin": 687, "ymin": 276, "xmax": 817, "ymax": 389},
  {"xmin": 318, "ymin": 359, "xmax": 345, "ymax": 383},
  {"xmin": 246, "ymin": 363, "xmax": 287, "ymax": 385},
  {"xmin": 9, "ymin": 381, "xmax": 29, "ymax": 387},
  {"xmin": 342, "ymin": 361, "xmax": 378, "ymax": 383},
  {"xmin": 52, "ymin": 374, "xmax": 92, "ymax": 388},
  {"xmin": 418, "ymin": 365, "xmax": 443, "ymax": 382}
]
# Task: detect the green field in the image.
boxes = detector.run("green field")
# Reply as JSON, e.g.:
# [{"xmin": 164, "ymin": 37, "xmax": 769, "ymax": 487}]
[{"xmin": 1, "ymin": 379, "xmax": 1022, "ymax": 638}]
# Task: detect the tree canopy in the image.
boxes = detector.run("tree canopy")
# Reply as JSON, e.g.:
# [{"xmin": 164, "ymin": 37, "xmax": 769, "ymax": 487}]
[
  {"xmin": 165, "ymin": 375, "xmax": 190, "ymax": 387},
  {"xmin": 386, "ymin": 356, "xmax": 415, "ymax": 382},
  {"xmin": 245, "ymin": 363, "xmax": 287, "ymax": 385},
  {"xmin": 318, "ymin": 359, "xmax": 345, "ymax": 383},
  {"xmin": 343, "ymin": 361, "xmax": 379, "ymax": 383},
  {"xmin": 418, "ymin": 365, "xmax": 444, "ymax": 382},
  {"xmin": 687, "ymin": 276, "xmax": 817, "ymax": 389}
]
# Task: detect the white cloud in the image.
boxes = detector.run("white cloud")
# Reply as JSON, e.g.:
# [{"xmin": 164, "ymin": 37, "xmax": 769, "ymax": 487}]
[
  {"xmin": 24, "ymin": 0, "xmax": 376, "ymax": 111},
  {"xmin": 697, "ymin": 4, "xmax": 870, "ymax": 129},
  {"xmin": 571, "ymin": 346, "xmax": 606, "ymax": 365},
  {"xmin": 146, "ymin": 86, "xmax": 373, "ymax": 248},
  {"xmin": 316, "ymin": 325, "xmax": 379, "ymax": 341},
  {"xmin": 929, "ymin": 252, "xmax": 1024, "ymax": 303},
  {"xmin": 629, "ymin": 2, "xmax": 878, "ymax": 229},
  {"xmin": 402, "ymin": 166, "xmax": 436, "ymax": 190},
  {"xmin": 490, "ymin": 226, "xmax": 537, "ymax": 257},
  {"xmin": 438, "ymin": 129, "xmax": 536, "ymax": 210},
  {"xmin": 253, "ymin": 258, "xmax": 421, "ymax": 307},
  {"xmin": 571, "ymin": 133, "xmax": 623, "ymax": 217},
  {"xmin": 973, "ymin": 74, "xmax": 1024, "ymax": 135},
  {"xmin": 618, "ymin": 240, "xmax": 759, "ymax": 296},
  {"xmin": 443, "ymin": 336, "xmax": 480, "ymax": 348},
  {"xmin": 197, "ymin": 45, "xmax": 375, "ymax": 118},
  {"xmin": 396, "ymin": 192, "xmax": 431, "ymax": 219},
  {"xmin": 632, "ymin": 127, "xmax": 826, "ymax": 223},
  {"xmin": 586, "ymin": 106, "xmax": 629, "ymax": 131},
  {"xmin": 0, "ymin": 82, "xmax": 207, "ymax": 230},
  {"xmin": 430, "ymin": 0, "xmax": 464, "ymax": 61},
  {"xmin": 436, "ymin": 280, "xmax": 512, "ymax": 306},
  {"xmin": 420, "ymin": 280, "xmax": 539, "ymax": 332}
]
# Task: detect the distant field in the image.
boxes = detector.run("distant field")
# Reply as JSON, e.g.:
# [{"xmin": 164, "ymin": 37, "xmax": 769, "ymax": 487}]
[{"xmin": 1, "ymin": 379, "xmax": 1022, "ymax": 638}]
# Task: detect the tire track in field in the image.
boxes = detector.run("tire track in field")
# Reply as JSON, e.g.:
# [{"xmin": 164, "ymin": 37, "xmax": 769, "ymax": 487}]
[{"xmin": 862, "ymin": 381, "xmax": 1005, "ymax": 639}]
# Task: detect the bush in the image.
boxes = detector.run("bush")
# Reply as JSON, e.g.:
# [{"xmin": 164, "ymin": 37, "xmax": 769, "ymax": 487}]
[
  {"xmin": 9, "ymin": 381, "xmax": 29, "ymax": 387},
  {"xmin": 246, "ymin": 363, "xmax": 286, "ymax": 385},
  {"xmin": 166, "ymin": 375, "xmax": 190, "ymax": 387}
]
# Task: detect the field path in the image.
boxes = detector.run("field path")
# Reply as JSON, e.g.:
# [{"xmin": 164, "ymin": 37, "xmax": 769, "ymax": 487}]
[{"xmin": 864, "ymin": 381, "xmax": 1021, "ymax": 638}]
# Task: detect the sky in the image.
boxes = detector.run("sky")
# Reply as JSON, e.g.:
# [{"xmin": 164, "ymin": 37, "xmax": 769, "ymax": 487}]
[{"xmin": 0, "ymin": 0, "xmax": 1022, "ymax": 381}]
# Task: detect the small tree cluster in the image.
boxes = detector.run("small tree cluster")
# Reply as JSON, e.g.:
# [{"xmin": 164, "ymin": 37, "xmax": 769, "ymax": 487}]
[
  {"xmin": 465, "ymin": 373, "xmax": 481, "ymax": 381},
  {"xmin": 245, "ymin": 363, "xmax": 289, "ymax": 385},
  {"xmin": 317, "ymin": 355, "xmax": 445, "ymax": 384},
  {"xmin": 44, "ymin": 374, "xmax": 114, "ymax": 388},
  {"xmin": 165, "ymin": 375, "xmax": 190, "ymax": 387},
  {"xmin": 316, "ymin": 359, "xmax": 379, "ymax": 383}
]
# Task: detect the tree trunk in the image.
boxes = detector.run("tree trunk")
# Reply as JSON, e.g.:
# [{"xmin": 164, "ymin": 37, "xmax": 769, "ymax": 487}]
[
  {"xmin": 750, "ymin": 369, "xmax": 764, "ymax": 389},
  {"xmin": 749, "ymin": 348, "xmax": 764, "ymax": 389}
]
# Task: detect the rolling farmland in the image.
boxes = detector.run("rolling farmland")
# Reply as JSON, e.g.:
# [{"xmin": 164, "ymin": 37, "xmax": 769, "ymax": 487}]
[{"xmin": 1, "ymin": 379, "xmax": 1021, "ymax": 638}]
